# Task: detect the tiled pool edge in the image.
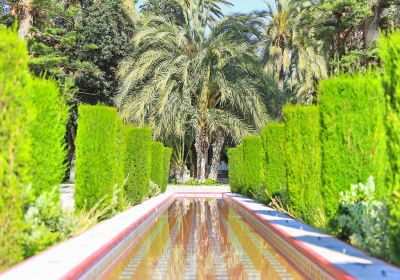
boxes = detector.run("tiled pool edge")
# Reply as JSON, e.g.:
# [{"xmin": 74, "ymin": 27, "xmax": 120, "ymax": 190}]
[
  {"xmin": 1, "ymin": 188, "xmax": 399, "ymax": 280},
  {"xmin": 226, "ymin": 193, "xmax": 400, "ymax": 280}
]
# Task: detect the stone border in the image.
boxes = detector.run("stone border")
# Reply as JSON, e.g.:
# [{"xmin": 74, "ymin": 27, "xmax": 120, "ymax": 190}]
[{"xmin": 226, "ymin": 193, "xmax": 400, "ymax": 280}]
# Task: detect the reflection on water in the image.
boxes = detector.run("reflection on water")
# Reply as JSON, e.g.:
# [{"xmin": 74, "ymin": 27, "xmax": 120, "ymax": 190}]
[{"xmin": 104, "ymin": 199, "xmax": 305, "ymax": 280}]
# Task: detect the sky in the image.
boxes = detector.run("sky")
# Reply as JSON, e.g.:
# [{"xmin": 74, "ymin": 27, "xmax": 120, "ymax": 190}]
[
  {"xmin": 136, "ymin": 0, "xmax": 267, "ymax": 15},
  {"xmin": 223, "ymin": 0, "xmax": 266, "ymax": 15}
]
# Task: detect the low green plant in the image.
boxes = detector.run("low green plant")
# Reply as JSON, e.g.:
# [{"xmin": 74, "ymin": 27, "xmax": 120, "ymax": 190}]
[
  {"xmin": 22, "ymin": 187, "xmax": 63, "ymax": 258},
  {"xmin": 332, "ymin": 177, "xmax": 391, "ymax": 261}
]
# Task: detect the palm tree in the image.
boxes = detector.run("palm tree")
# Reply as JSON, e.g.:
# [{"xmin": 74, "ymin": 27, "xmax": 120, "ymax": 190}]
[
  {"xmin": 260, "ymin": 0, "xmax": 327, "ymax": 104},
  {"xmin": 116, "ymin": 0, "xmax": 270, "ymax": 182}
]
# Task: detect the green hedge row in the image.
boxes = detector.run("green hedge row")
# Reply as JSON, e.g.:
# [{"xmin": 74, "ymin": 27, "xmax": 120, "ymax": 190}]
[
  {"xmin": 319, "ymin": 72, "xmax": 388, "ymax": 219},
  {"xmin": 380, "ymin": 32, "xmax": 400, "ymax": 263},
  {"xmin": 242, "ymin": 136, "xmax": 265, "ymax": 196},
  {"xmin": 261, "ymin": 123, "xmax": 286, "ymax": 200},
  {"xmin": 0, "ymin": 27, "xmax": 32, "ymax": 270},
  {"xmin": 150, "ymin": 142, "xmax": 165, "ymax": 190},
  {"xmin": 29, "ymin": 78, "xmax": 69, "ymax": 198},
  {"xmin": 284, "ymin": 105, "xmax": 323, "ymax": 226},
  {"xmin": 75, "ymin": 106, "xmax": 121, "ymax": 211},
  {"xmin": 227, "ymin": 147, "xmax": 242, "ymax": 193},
  {"xmin": 162, "ymin": 148, "xmax": 172, "ymax": 192},
  {"xmin": 75, "ymin": 108, "xmax": 172, "ymax": 210},
  {"xmin": 0, "ymin": 27, "xmax": 68, "ymax": 270},
  {"xmin": 124, "ymin": 127, "xmax": 152, "ymax": 204}
]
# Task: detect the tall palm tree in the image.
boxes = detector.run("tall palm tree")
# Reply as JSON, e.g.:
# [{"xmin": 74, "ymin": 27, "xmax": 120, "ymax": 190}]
[
  {"xmin": 116, "ymin": 0, "xmax": 270, "ymax": 182},
  {"xmin": 260, "ymin": 0, "xmax": 327, "ymax": 104}
]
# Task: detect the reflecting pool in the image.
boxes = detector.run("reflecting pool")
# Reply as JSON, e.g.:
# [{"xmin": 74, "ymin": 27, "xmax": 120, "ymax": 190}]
[{"xmin": 104, "ymin": 199, "xmax": 305, "ymax": 280}]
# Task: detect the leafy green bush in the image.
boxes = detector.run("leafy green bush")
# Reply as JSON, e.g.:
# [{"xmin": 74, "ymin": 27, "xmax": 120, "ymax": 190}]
[
  {"xmin": 0, "ymin": 27, "xmax": 31, "ymax": 270},
  {"xmin": 28, "ymin": 78, "xmax": 69, "ymax": 198},
  {"xmin": 379, "ymin": 31, "xmax": 400, "ymax": 264},
  {"xmin": 150, "ymin": 142, "xmax": 165, "ymax": 190},
  {"xmin": 332, "ymin": 177, "xmax": 391, "ymax": 261},
  {"xmin": 75, "ymin": 105, "xmax": 121, "ymax": 211},
  {"xmin": 261, "ymin": 123, "xmax": 286, "ymax": 201},
  {"xmin": 161, "ymin": 147, "xmax": 172, "ymax": 192},
  {"xmin": 22, "ymin": 187, "xmax": 64, "ymax": 258},
  {"xmin": 320, "ymin": 72, "xmax": 388, "ymax": 220},
  {"xmin": 124, "ymin": 127, "xmax": 152, "ymax": 204},
  {"xmin": 243, "ymin": 136, "xmax": 265, "ymax": 196},
  {"xmin": 284, "ymin": 105, "xmax": 324, "ymax": 227}
]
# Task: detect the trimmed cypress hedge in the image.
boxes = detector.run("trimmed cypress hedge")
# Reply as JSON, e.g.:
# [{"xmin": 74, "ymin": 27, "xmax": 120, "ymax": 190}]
[
  {"xmin": 150, "ymin": 142, "xmax": 165, "ymax": 188},
  {"xmin": 243, "ymin": 136, "xmax": 265, "ymax": 196},
  {"xmin": 0, "ymin": 26, "xmax": 31, "ymax": 270},
  {"xmin": 261, "ymin": 123, "xmax": 286, "ymax": 201},
  {"xmin": 379, "ymin": 32, "xmax": 400, "ymax": 264},
  {"xmin": 284, "ymin": 105, "xmax": 324, "ymax": 226},
  {"xmin": 75, "ymin": 105, "xmax": 121, "ymax": 211},
  {"xmin": 162, "ymin": 147, "xmax": 172, "ymax": 192},
  {"xmin": 124, "ymin": 127, "xmax": 152, "ymax": 204},
  {"xmin": 320, "ymin": 73, "xmax": 388, "ymax": 219},
  {"xmin": 228, "ymin": 147, "xmax": 241, "ymax": 193},
  {"xmin": 29, "ymin": 78, "xmax": 69, "ymax": 198}
]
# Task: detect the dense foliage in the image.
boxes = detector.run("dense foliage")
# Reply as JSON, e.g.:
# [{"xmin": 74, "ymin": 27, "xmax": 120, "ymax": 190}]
[
  {"xmin": 242, "ymin": 136, "xmax": 265, "ymax": 196},
  {"xmin": 284, "ymin": 105, "xmax": 324, "ymax": 227},
  {"xmin": 162, "ymin": 147, "xmax": 172, "ymax": 192},
  {"xmin": 227, "ymin": 146, "xmax": 243, "ymax": 193},
  {"xmin": 29, "ymin": 78, "xmax": 69, "ymax": 197},
  {"xmin": 75, "ymin": 105, "xmax": 121, "ymax": 211},
  {"xmin": 0, "ymin": 26, "xmax": 31, "ymax": 270},
  {"xmin": 261, "ymin": 123, "xmax": 286, "ymax": 200},
  {"xmin": 150, "ymin": 142, "xmax": 165, "ymax": 189},
  {"xmin": 379, "ymin": 31, "xmax": 400, "ymax": 264},
  {"xmin": 332, "ymin": 177, "xmax": 391, "ymax": 260},
  {"xmin": 320, "ymin": 72, "xmax": 388, "ymax": 219},
  {"xmin": 124, "ymin": 127, "xmax": 152, "ymax": 204}
]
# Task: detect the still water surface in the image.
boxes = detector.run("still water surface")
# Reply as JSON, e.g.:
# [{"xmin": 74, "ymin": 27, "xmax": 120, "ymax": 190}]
[{"xmin": 104, "ymin": 199, "xmax": 305, "ymax": 280}]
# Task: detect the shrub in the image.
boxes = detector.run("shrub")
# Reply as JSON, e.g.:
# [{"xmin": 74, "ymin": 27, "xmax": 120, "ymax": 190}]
[
  {"xmin": 150, "ymin": 142, "xmax": 165, "ymax": 189},
  {"xmin": 243, "ymin": 136, "xmax": 265, "ymax": 197},
  {"xmin": 75, "ymin": 105, "xmax": 121, "ymax": 211},
  {"xmin": 332, "ymin": 177, "xmax": 391, "ymax": 261},
  {"xmin": 22, "ymin": 187, "xmax": 63, "ymax": 258},
  {"xmin": 228, "ymin": 148, "xmax": 241, "ymax": 193},
  {"xmin": 320, "ymin": 73, "xmax": 388, "ymax": 220},
  {"xmin": 161, "ymin": 147, "xmax": 172, "ymax": 192},
  {"xmin": 28, "ymin": 78, "xmax": 69, "ymax": 198},
  {"xmin": 124, "ymin": 127, "xmax": 152, "ymax": 204},
  {"xmin": 0, "ymin": 27, "xmax": 31, "ymax": 270},
  {"xmin": 379, "ymin": 31, "xmax": 400, "ymax": 264},
  {"xmin": 261, "ymin": 123, "xmax": 286, "ymax": 201},
  {"xmin": 284, "ymin": 105, "xmax": 324, "ymax": 227}
]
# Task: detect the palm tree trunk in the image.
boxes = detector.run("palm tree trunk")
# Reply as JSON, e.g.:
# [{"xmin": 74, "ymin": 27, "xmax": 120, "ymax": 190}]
[
  {"xmin": 18, "ymin": 0, "xmax": 33, "ymax": 39},
  {"xmin": 278, "ymin": 46, "xmax": 285, "ymax": 92},
  {"xmin": 208, "ymin": 129, "xmax": 224, "ymax": 181},
  {"xmin": 195, "ymin": 126, "xmax": 209, "ymax": 183}
]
